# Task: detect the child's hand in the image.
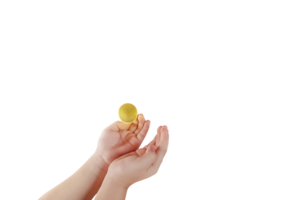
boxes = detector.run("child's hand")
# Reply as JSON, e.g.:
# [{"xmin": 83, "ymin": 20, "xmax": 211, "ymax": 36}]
[
  {"xmin": 96, "ymin": 114, "xmax": 150, "ymax": 167},
  {"xmin": 105, "ymin": 125, "xmax": 169, "ymax": 188}
]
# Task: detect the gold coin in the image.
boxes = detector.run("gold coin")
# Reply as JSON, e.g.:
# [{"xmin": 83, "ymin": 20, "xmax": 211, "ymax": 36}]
[{"xmin": 118, "ymin": 103, "xmax": 138, "ymax": 124}]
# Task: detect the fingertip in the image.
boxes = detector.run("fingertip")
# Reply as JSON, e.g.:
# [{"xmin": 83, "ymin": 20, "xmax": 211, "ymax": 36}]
[
  {"xmin": 146, "ymin": 144, "xmax": 156, "ymax": 153},
  {"xmin": 144, "ymin": 120, "xmax": 150, "ymax": 129},
  {"xmin": 162, "ymin": 126, "xmax": 168, "ymax": 132},
  {"xmin": 138, "ymin": 111, "xmax": 145, "ymax": 118},
  {"xmin": 162, "ymin": 123, "xmax": 168, "ymax": 129},
  {"xmin": 151, "ymin": 144, "xmax": 157, "ymax": 151}
]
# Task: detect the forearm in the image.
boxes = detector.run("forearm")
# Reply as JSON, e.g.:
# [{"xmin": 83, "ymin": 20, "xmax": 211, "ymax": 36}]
[
  {"xmin": 94, "ymin": 175, "xmax": 129, "ymax": 200},
  {"xmin": 39, "ymin": 151, "xmax": 108, "ymax": 200}
]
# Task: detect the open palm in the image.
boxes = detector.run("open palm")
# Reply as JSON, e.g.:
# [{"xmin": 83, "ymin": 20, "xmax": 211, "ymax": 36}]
[
  {"xmin": 96, "ymin": 114, "xmax": 150, "ymax": 165},
  {"xmin": 106, "ymin": 126, "xmax": 169, "ymax": 188}
]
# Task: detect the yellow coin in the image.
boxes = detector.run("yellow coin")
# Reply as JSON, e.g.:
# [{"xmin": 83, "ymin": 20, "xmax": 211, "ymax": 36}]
[{"xmin": 118, "ymin": 103, "xmax": 138, "ymax": 124}]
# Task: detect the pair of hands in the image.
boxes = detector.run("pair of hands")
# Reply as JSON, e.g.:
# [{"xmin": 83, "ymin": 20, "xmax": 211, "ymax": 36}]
[{"xmin": 96, "ymin": 114, "xmax": 169, "ymax": 188}]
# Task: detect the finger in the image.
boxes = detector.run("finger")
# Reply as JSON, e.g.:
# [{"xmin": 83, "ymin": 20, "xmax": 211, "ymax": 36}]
[
  {"xmin": 136, "ymin": 148, "xmax": 146, "ymax": 156},
  {"xmin": 134, "ymin": 111, "xmax": 146, "ymax": 134},
  {"xmin": 146, "ymin": 144, "xmax": 157, "ymax": 153},
  {"xmin": 155, "ymin": 126, "xmax": 162, "ymax": 146},
  {"xmin": 137, "ymin": 144, "xmax": 157, "ymax": 167},
  {"xmin": 129, "ymin": 118, "xmax": 138, "ymax": 132},
  {"xmin": 142, "ymin": 130, "xmax": 160, "ymax": 149},
  {"xmin": 136, "ymin": 138, "xmax": 156, "ymax": 156},
  {"xmin": 125, "ymin": 119, "xmax": 151, "ymax": 150},
  {"xmin": 153, "ymin": 126, "xmax": 169, "ymax": 168},
  {"xmin": 136, "ymin": 118, "xmax": 151, "ymax": 144}
]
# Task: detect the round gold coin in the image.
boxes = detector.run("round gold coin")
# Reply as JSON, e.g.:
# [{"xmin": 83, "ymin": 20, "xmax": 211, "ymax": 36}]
[{"xmin": 118, "ymin": 103, "xmax": 138, "ymax": 124}]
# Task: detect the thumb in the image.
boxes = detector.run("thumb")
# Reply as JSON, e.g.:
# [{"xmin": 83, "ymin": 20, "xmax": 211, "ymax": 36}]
[
  {"xmin": 138, "ymin": 145, "xmax": 157, "ymax": 167},
  {"xmin": 146, "ymin": 144, "xmax": 157, "ymax": 153}
]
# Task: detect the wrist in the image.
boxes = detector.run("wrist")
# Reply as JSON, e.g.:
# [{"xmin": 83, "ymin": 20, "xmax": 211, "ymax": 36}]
[
  {"xmin": 95, "ymin": 174, "xmax": 129, "ymax": 200},
  {"xmin": 104, "ymin": 174, "xmax": 130, "ymax": 191},
  {"xmin": 92, "ymin": 151, "xmax": 109, "ymax": 172}
]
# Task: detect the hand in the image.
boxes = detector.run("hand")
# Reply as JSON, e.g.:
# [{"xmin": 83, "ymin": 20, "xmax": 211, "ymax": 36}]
[
  {"xmin": 105, "ymin": 125, "xmax": 169, "ymax": 188},
  {"xmin": 96, "ymin": 114, "xmax": 150, "ymax": 167}
]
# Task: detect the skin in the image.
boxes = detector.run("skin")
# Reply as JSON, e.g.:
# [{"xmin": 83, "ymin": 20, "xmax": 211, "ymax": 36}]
[
  {"xmin": 95, "ymin": 125, "xmax": 169, "ymax": 200},
  {"xmin": 96, "ymin": 113, "xmax": 151, "ymax": 165},
  {"xmin": 39, "ymin": 114, "xmax": 166, "ymax": 200}
]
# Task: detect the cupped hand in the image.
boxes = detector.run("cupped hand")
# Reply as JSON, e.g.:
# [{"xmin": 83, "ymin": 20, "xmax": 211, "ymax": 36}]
[
  {"xmin": 106, "ymin": 125, "xmax": 169, "ymax": 188},
  {"xmin": 96, "ymin": 114, "xmax": 150, "ymax": 166}
]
